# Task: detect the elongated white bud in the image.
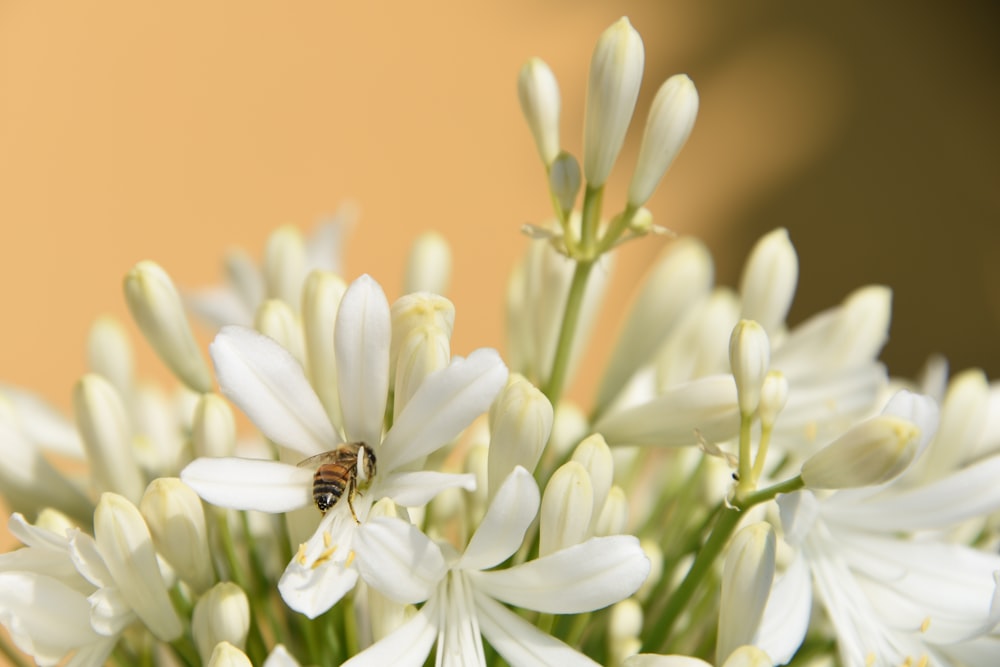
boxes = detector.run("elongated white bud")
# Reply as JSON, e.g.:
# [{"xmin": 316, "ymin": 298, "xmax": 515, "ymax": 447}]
[
  {"xmin": 571, "ymin": 433, "xmax": 614, "ymax": 526},
  {"xmin": 193, "ymin": 583, "xmax": 251, "ymax": 664},
  {"xmin": 540, "ymin": 461, "xmax": 594, "ymax": 556},
  {"xmin": 593, "ymin": 485, "xmax": 629, "ymax": 536},
  {"xmin": 192, "ymin": 393, "xmax": 236, "ymax": 459},
  {"xmin": 140, "ymin": 478, "xmax": 215, "ymax": 594},
  {"xmin": 302, "ymin": 270, "xmax": 347, "ymax": 426},
  {"xmin": 207, "ymin": 642, "xmax": 252, "ymax": 667},
  {"xmin": 394, "ymin": 324, "xmax": 451, "ymax": 417},
  {"xmin": 717, "ymin": 523, "xmax": 775, "ymax": 665},
  {"xmin": 518, "ymin": 58, "xmax": 562, "ymax": 166},
  {"xmin": 729, "ymin": 320, "xmax": 770, "ymax": 416},
  {"xmin": 86, "ymin": 316, "xmax": 134, "ymax": 397},
  {"xmin": 583, "ymin": 17, "xmax": 645, "ymax": 187},
  {"xmin": 487, "ymin": 375, "xmax": 553, "ymax": 501},
  {"xmin": 609, "ymin": 599, "xmax": 643, "ymax": 666},
  {"xmin": 390, "ymin": 293, "xmax": 455, "ymax": 364},
  {"xmin": 263, "ymin": 225, "xmax": 307, "ymax": 308},
  {"xmin": 757, "ymin": 372, "xmax": 788, "ymax": 429},
  {"xmin": 94, "ymin": 493, "xmax": 182, "ymax": 641},
  {"xmin": 800, "ymin": 415, "xmax": 921, "ymax": 489},
  {"xmin": 255, "ymin": 299, "xmax": 304, "ymax": 366},
  {"xmin": 124, "ymin": 261, "xmax": 213, "ymax": 393},
  {"xmin": 74, "ymin": 374, "xmax": 145, "ymax": 504},
  {"xmin": 549, "ymin": 152, "xmax": 582, "ymax": 214},
  {"xmin": 627, "ymin": 74, "xmax": 698, "ymax": 207},
  {"xmin": 404, "ymin": 232, "xmax": 452, "ymax": 296},
  {"xmin": 739, "ymin": 228, "xmax": 798, "ymax": 336}
]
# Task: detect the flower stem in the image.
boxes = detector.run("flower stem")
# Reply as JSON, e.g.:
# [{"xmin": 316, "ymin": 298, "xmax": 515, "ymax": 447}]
[
  {"xmin": 578, "ymin": 184, "xmax": 604, "ymax": 254},
  {"xmin": 542, "ymin": 259, "xmax": 594, "ymax": 406}
]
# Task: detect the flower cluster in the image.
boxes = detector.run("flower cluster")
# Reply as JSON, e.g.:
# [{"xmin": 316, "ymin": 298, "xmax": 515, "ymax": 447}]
[{"xmin": 2, "ymin": 15, "xmax": 999, "ymax": 667}]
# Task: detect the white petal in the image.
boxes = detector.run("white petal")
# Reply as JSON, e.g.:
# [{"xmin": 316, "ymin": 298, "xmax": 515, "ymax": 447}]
[
  {"xmin": 0, "ymin": 384, "xmax": 85, "ymax": 458},
  {"xmin": 336, "ymin": 275, "xmax": 391, "ymax": 448},
  {"xmin": 263, "ymin": 645, "xmax": 302, "ymax": 667},
  {"xmin": 381, "ymin": 348, "xmax": 508, "ymax": 471},
  {"xmin": 88, "ymin": 585, "xmax": 135, "ymax": 636},
  {"xmin": 754, "ymin": 553, "xmax": 811, "ymax": 665},
  {"xmin": 342, "ymin": 597, "xmax": 437, "ymax": 667},
  {"xmin": 211, "ymin": 326, "xmax": 337, "ymax": 457},
  {"xmin": 186, "ymin": 286, "xmax": 255, "ymax": 330},
  {"xmin": 382, "ymin": 471, "xmax": 477, "ymax": 507},
  {"xmin": 595, "ymin": 375, "xmax": 740, "ymax": 447},
  {"xmin": 278, "ymin": 515, "xmax": 360, "ymax": 618},
  {"xmin": 475, "ymin": 590, "xmax": 600, "ymax": 667},
  {"xmin": 624, "ymin": 656, "xmax": 711, "ymax": 667},
  {"xmin": 181, "ymin": 457, "xmax": 312, "ymax": 512},
  {"xmin": 459, "ymin": 467, "xmax": 539, "ymax": 572},
  {"xmin": 354, "ymin": 517, "xmax": 445, "ymax": 604},
  {"xmin": 470, "ymin": 535, "xmax": 649, "ymax": 614}
]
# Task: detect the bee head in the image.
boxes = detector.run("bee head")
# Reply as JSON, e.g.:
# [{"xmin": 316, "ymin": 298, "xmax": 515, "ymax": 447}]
[{"xmin": 357, "ymin": 445, "xmax": 376, "ymax": 483}]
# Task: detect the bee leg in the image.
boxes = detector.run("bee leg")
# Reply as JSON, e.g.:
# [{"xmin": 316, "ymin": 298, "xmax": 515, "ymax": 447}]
[{"xmin": 346, "ymin": 479, "xmax": 360, "ymax": 525}]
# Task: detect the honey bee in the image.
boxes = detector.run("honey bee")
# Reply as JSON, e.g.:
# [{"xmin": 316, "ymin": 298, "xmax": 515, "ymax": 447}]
[{"xmin": 297, "ymin": 442, "xmax": 376, "ymax": 523}]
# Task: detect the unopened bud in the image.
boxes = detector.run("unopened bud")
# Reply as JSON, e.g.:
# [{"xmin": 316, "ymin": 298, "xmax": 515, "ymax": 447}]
[
  {"xmin": 394, "ymin": 325, "xmax": 451, "ymax": 416},
  {"xmin": 717, "ymin": 523, "xmax": 775, "ymax": 665},
  {"xmin": 758, "ymin": 372, "xmax": 788, "ymax": 430},
  {"xmin": 94, "ymin": 493, "xmax": 182, "ymax": 641},
  {"xmin": 255, "ymin": 299, "xmax": 304, "ymax": 365},
  {"xmin": 518, "ymin": 58, "xmax": 561, "ymax": 166},
  {"xmin": 86, "ymin": 316, "xmax": 134, "ymax": 397},
  {"xmin": 193, "ymin": 583, "xmax": 250, "ymax": 664},
  {"xmin": 571, "ymin": 433, "xmax": 614, "ymax": 525},
  {"xmin": 729, "ymin": 320, "xmax": 770, "ymax": 416},
  {"xmin": 540, "ymin": 462, "xmax": 593, "ymax": 556},
  {"xmin": 302, "ymin": 270, "xmax": 347, "ymax": 425},
  {"xmin": 192, "ymin": 393, "xmax": 236, "ymax": 459},
  {"xmin": 263, "ymin": 226, "xmax": 307, "ymax": 308},
  {"xmin": 627, "ymin": 74, "xmax": 698, "ymax": 207},
  {"xmin": 583, "ymin": 17, "xmax": 645, "ymax": 187},
  {"xmin": 549, "ymin": 152, "xmax": 581, "ymax": 214},
  {"xmin": 207, "ymin": 642, "xmax": 252, "ymax": 667},
  {"xmin": 124, "ymin": 261, "xmax": 212, "ymax": 393},
  {"xmin": 739, "ymin": 228, "xmax": 798, "ymax": 337},
  {"xmin": 487, "ymin": 376, "xmax": 553, "ymax": 501},
  {"xmin": 74, "ymin": 374, "xmax": 145, "ymax": 503},
  {"xmin": 609, "ymin": 599, "xmax": 643, "ymax": 666},
  {"xmin": 801, "ymin": 416, "xmax": 921, "ymax": 489},
  {"xmin": 593, "ymin": 485, "xmax": 628, "ymax": 536},
  {"xmin": 140, "ymin": 478, "xmax": 215, "ymax": 594},
  {"xmin": 404, "ymin": 232, "xmax": 452, "ymax": 296}
]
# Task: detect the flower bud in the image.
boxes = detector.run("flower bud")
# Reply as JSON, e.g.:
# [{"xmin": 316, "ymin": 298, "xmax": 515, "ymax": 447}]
[
  {"xmin": 487, "ymin": 375, "xmax": 553, "ymax": 501},
  {"xmin": 583, "ymin": 17, "xmax": 645, "ymax": 187},
  {"xmin": 518, "ymin": 57, "xmax": 561, "ymax": 166},
  {"xmin": 636, "ymin": 539, "xmax": 663, "ymax": 601},
  {"xmin": 609, "ymin": 599, "xmax": 643, "ymax": 666},
  {"xmin": 74, "ymin": 374, "xmax": 145, "ymax": 504},
  {"xmin": 717, "ymin": 523, "xmax": 775, "ymax": 665},
  {"xmin": 655, "ymin": 288, "xmax": 739, "ymax": 389},
  {"xmin": 549, "ymin": 401, "xmax": 589, "ymax": 459},
  {"xmin": 549, "ymin": 152, "xmax": 581, "ymax": 214},
  {"xmin": 394, "ymin": 325, "xmax": 451, "ymax": 417},
  {"xmin": 539, "ymin": 462, "xmax": 594, "ymax": 556},
  {"xmin": 302, "ymin": 270, "xmax": 347, "ymax": 425},
  {"xmin": 739, "ymin": 228, "xmax": 798, "ymax": 337},
  {"xmin": 124, "ymin": 261, "xmax": 213, "ymax": 393},
  {"xmin": 757, "ymin": 372, "xmax": 788, "ymax": 430},
  {"xmin": 800, "ymin": 415, "xmax": 921, "ymax": 489},
  {"xmin": 627, "ymin": 74, "xmax": 698, "ymax": 207},
  {"xmin": 571, "ymin": 433, "xmax": 614, "ymax": 524},
  {"xmin": 225, "ymin": 249, "xmax": 266, "ymax": 323},
  {"xmin": 722, "ymin": 646, "xmax": 773, "ymax": 667},
  {"xmin": 404, "ymin": 232, "xmax": 452, "ymax": 296},
  {"xmin": 255, "ymin": 299, "xmax": 304, "ymax": 366},
  {"xmin": 263, "ymin": 225, "xmax": 307, "ymax": 308},
  {"xmin": 86, "ymin": 316, "xmax": 135, "ymax": 397},
  {"xmin": 729, "ymin": 320, "xmax": 770, "ymax": 416},
  {"xmin": 391, "ymin": 293, "xmax": 455, "ymax": 365},
  {"xmin": 207, "ymin": 642, "xmax": 253, "ymax": 667},
  {"xmin": 193, "ymin": 583, "xmax": 250, "ymax": 664},
  {"xmin": 140, "ymin": 478, "xmax": 215, "ymax": 594},
  {"xmin": 593, "ymin": 485, "xmax": 628, "ymax": 536},
  {"xmin": 192, "ymin": 393, "xmax": 236, "ymax": 459},
  {"xmin": 94, "ymin": 492, "xmax": 182, "ymax": 641}
]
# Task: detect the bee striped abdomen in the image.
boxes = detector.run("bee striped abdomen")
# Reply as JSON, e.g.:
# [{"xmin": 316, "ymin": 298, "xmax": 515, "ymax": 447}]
[{"xmin": 313, "ymin": 463, "xmax": 353, "ymax": 513}]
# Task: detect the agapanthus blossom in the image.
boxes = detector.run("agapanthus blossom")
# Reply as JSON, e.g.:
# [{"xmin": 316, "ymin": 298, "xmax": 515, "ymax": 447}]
[
  {"xmin": 182, "ymin": 274, "xmax": 508, "ymax": 617},
  {"xmin": 343, "ymin": 467, "xmax": 650, "ymax": 666}
]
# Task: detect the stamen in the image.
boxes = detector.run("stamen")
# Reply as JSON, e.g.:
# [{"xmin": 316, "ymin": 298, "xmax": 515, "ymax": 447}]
[
  {"xmin": 295, "ymin": 542, "xmax": 308, "ymax": 565},
  {"xmin": 919, "ymin": 616, "xmax": 931, "ymax": 633},
  {"xmin": 312, "ymin": 544, "xmax": 338, "ymax": 568},
  {"xmin": 865, "ymin": 653, "xmax": 875, "ymax": 667},
  {"xmin": 323, "ymin": 531, "xmax": 332, "ymax": 548},
  {"xmin": 916, "ymin": 656, "xmax": 928, "ymax": 667},
  {"xmin": 345, "ymin": 550, "xmax": 356, "ymax": 567},
  {"xmin": 804, "ymin": 421, "xmax": 818, "ymax": 443}
]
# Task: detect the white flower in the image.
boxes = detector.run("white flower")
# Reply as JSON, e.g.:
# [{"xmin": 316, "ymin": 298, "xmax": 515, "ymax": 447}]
[
  {"xmin": 624, "ymin": 646, "xmax": 772, "ymax": 667},
  {"xmin": 181, "ymin": 275, "xmax": 508, "ymax": 617},
  {"xmin": 187, "ymin": 209, "xmax": 355, "ymax": 329},
  {"xmin": 760, "ymin": 391, "xmax": 1000, "ymax": 666},
  {"xmin": 344, "ymin": 467, "xmax": 650, "ymax": 666}
]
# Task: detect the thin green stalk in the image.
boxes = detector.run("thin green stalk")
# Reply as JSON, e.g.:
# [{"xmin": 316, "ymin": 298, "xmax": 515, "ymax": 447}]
[
  {"xmin": 578, "ymin": 184, "xmax": 604, "ymax": 254},
  {"xmin": 169, "ymin": 635, "xmax": 200, "ymax": 667},
  {"xmin": 736, "ymin": 412, "xmax": 754, "ymax": 496},
  {"xmin": 751, "ymin": 423, "xmax": 774, "ymax": 484},
  {"xmin": 541, "ymin": 260, "xmax": 594, "ymax": 407},
  {"xmin": 593, "ymin": 203, "xmax": 638, "ymax": 255}
]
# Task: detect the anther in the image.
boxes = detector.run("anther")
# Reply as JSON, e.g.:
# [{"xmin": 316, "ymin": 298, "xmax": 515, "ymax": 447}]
[
  {"xmin": 920, "ymin": 616, "xmax": 931, "ymax": 633},
  {"xmin": 345, "ymin": 550, "xmax": 356, "ymax": 567}
]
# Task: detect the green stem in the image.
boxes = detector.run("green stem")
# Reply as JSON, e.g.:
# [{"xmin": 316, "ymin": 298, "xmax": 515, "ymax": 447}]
[
  {"xmin": 646, "ymin": 474, "xmax": 805, "ymax": 652},
  {"xmin": 594, "ymin": 203, "xmax": 638, "ymax": 255},
  {"xmin": 578, "ymin": 185, "xmax": 604, "ymax": 254},
  {"xmin": 169, "ymin": 635, "xmax": 200, "ymax": 667},
  {"xmin": 542, "ymin": 260, "xmax": 594, "ymax": 406},
  {"xmin": 736, "ymin": 412, "xmax": 754, "ymax": 496},
  {"xmin": 751, "ymin": 423, "xmax": 774, "ymax": 484}
]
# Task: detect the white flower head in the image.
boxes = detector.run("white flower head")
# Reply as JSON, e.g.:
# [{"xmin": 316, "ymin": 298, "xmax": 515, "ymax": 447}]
[{"xmin": 181, "ymin": 274, "xmax": 508, "ymax": 617}]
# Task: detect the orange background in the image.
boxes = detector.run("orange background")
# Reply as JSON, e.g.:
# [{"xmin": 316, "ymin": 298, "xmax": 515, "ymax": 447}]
[{"xmin": 0, "ymin": 1, "xmax": 998, "ymax": 661}]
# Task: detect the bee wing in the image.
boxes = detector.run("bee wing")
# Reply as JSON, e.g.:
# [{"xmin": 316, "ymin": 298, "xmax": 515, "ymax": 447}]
[{"xmin": 296, "ymin": 451, "xmax": 342, "ymax": 469}]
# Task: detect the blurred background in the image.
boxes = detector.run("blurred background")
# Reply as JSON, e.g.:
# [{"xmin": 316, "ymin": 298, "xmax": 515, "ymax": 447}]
[{"xmin": 0, "ymin": 0, "xmax": 998, "ymax": 638}]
